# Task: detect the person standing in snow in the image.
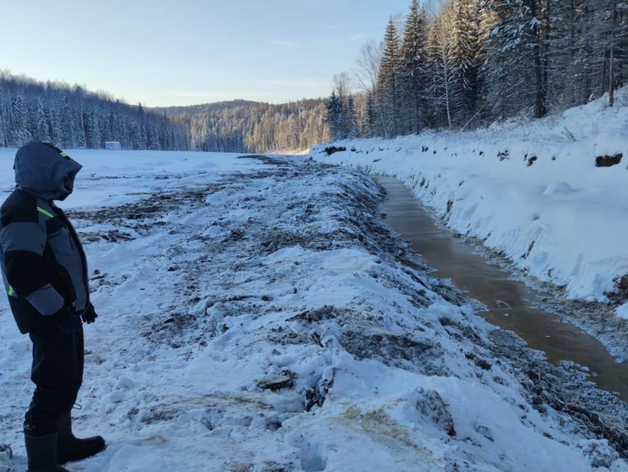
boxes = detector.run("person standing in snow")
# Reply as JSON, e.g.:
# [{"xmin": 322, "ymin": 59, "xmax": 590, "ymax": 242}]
[{"xmin": 0, "ymin": 143, "xmax": 106, "ymax": 471}]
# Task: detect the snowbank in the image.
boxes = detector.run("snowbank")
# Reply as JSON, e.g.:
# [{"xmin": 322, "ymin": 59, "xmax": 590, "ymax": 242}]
[
  {"xmin": 0, "ymin": 151, "xmax": 627, "ymax": 471},
  {"xmin": 312, "ymin": 89, "xmax": 628, "ymax": 309}
]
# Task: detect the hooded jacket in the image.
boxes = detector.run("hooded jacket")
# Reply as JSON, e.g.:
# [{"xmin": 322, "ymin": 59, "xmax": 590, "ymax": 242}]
[{"xmin": 0, "ymin": 142, "xmax": 89, "ymax": 334}]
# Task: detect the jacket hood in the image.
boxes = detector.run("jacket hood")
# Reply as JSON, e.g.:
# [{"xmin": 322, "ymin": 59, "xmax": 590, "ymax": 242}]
[{"xmin": 14, "ymin": 143, "xmax": 83, "ymax": 201}]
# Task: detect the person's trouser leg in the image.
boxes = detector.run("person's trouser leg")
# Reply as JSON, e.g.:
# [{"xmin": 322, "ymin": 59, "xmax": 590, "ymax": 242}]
[
  {"xmin": 24, "ymin": 322, "xmax": 83, "ymax": 471},
  {"xmin": 25, "ymin": 323, "xmax": 83, "ymax": 435}
]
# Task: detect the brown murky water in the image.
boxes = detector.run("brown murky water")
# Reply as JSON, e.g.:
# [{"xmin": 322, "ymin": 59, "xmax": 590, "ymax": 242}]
[{"xmin": 379, "ymin": 175, "xmax": 628, "ymax": 401}]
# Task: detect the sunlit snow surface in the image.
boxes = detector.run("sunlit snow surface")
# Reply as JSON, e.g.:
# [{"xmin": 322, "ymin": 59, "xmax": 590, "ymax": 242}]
[
  {"xmin": 0, "ymin": 150, "xmax": 626, "ymax": 471},
  {"xmin": 313, "ymin": 89, "xmax": 628, "ymax": 305}
]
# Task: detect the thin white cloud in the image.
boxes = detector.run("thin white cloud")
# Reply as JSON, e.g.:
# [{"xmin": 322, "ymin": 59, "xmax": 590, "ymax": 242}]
[
  {"xmin": 326, "ymin": 25, "xmax": 339, "ymax": 30},
  {"xmin": 350, "ymin": 34, "xmax": 364, "ymax": 41}
]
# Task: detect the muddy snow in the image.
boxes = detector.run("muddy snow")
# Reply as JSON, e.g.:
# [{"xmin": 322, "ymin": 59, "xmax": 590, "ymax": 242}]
[
  {"xmin": 311, "ymin": 90, "xmax": 628, "ymax": 364},
  {"xmin": 1, "ymin": 150, "xmax": 627, "ymax": 471}
]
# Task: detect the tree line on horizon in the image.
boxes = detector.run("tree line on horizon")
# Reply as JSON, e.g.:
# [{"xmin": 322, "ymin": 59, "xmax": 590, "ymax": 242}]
[
  {"xmin": 326, "ymin": 0, "xmax": 625, "ymax": 140},
  {"xmin": 0, "ymin": 72, "xmax": 190, "ymax": 151},
  {"xmin": 0, "ymin": 71, "xmax": 330, "ymax": 153}
]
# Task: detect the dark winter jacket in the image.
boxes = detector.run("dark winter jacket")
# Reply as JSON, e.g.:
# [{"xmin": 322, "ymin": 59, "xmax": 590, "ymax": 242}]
[{"xmin": 0, "ymin": 142, "xmax": 89, "ymax": 334}]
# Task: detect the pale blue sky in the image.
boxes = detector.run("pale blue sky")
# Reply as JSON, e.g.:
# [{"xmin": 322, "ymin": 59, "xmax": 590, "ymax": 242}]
[{"xmin": 0, "ymin": 0, "xmax": 411, "ymax": 106}]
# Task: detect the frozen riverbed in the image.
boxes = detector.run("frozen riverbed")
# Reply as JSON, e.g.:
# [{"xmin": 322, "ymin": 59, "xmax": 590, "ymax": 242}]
[{"xmin": 0, "ymin": 150, "xmax": 627, "ymax": 471}]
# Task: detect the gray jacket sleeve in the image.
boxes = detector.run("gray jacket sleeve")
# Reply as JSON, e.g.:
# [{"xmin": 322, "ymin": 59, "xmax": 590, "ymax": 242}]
[{"xmin": 1, "ymin": 214, "xmax": 65, "ymax": 316}]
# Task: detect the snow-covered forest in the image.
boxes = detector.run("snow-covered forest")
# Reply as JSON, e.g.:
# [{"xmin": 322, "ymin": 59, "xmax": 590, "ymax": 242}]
[
  {"xmin": 0, "ymin": 71, "xmax": 330, "ymax": 153},
  {"xmin": 0, "ymin": 72, "xmax": 190, "ymax": 151},
  {"xmin": 167, "ymin": 100, "xmax": 330, "ymax": 153},
  {"xmin": 326, "ymin": 0, "xmax": 625, "ymax": 139}
]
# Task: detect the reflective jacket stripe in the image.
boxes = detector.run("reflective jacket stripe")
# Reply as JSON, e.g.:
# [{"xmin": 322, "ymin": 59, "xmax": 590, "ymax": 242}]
[{"xmin": 37, "ymin": 207, "xmax": 55, "ymax": 219}]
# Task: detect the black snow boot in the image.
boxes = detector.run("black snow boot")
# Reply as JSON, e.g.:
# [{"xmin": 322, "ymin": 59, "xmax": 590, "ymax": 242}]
[
  {"xmin": 56, "ymin": 413, "xmax": 105, "ymax": 464},
  {"xmin": 24, "ymin": 433, "xmax": 71, "ymax": 472}
]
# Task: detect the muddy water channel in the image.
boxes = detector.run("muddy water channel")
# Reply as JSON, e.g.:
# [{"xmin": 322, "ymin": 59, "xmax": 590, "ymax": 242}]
[{"xmin": 378, "ymin": 175, "xmax": 628, "ymax": 401}]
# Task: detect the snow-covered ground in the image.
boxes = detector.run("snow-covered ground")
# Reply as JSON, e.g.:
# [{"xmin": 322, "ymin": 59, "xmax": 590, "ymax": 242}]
[
  {"xmin": 312, "ymin": 91, "xmax": 628, "ymax": 306},
  {"xmin": 1, "ymin": 149, "xmax": 628, "ymax": 471},
  {"xmin": 311, "ymin": 91, "xmax": 628, "ymax": 362}
]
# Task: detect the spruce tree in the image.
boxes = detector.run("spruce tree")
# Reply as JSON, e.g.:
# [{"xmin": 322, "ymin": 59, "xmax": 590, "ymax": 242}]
[
  {"xmin": 60, "ymin": 95, "xmax": 76, "ymax": 147},
  {"xmin": 377, "ymin": 18, "xmax": 402, "ymax": 137},
  {"xmin": 84, "ymin": 107, "xmax": 101, "ymax": 148},
  {"xmin": 362, "ymin": 92, "xmax": 377, "ymax": 138},
  {"xmin": 10, "ymin": 94, "xmax": 31, "ymax": 146},
  {"xmin": 400, "ymin": 0, "xmax": 429, "ymax": 134},
  {"xmin": 325, "ymin": 91, "xmax": 345, "ymax": 141},
  {"xmin": 449, "ymin": 0, "xmax": 481, "ymax": 125},
  {"xmin": 32, "ymin": 98, "xmax": 51, "ymax": 142},
  {"xmin": 345, "ymin": 95, "xmax": 359, "ymax": 139}
]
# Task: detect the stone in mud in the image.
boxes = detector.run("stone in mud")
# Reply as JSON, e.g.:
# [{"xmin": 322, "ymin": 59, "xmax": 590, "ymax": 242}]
[
  {"xmin": 257, "ymin": 372, "xmax": 295, "ymax": 391},
  {"xmin": 595, "ymin": 153, "xmax": 622, "ymax": 168},
  {"xmin": 288, "ymin": 306, "xmax": 336, "ymax": 323},
  {"xmin": 411, "ymin": 387, "xmax": 456, "ymax": 437}
]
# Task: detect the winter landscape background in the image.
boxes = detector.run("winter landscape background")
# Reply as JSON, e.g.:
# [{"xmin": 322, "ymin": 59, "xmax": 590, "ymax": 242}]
[
  {"xmin": 1, "ymin": 0, "xmax": 624, "ymax": 153},
  {"xmin": 1, "ymin": 0, "xmax": 628, "ymax": 470}
]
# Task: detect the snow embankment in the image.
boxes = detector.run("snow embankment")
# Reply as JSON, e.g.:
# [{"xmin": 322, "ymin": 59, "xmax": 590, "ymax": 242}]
[
  {"xmin": 0, "ymin": 151, "xmax": 627, "ymax": 471},
  {"xmin": 312, "ymin": 90, "xmax": 628, "ymax": 312}
]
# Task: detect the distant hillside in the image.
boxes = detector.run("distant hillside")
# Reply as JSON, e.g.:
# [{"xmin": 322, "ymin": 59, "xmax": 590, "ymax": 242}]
[
  {"xmin": 153, "ymin": 100, "xmax": 259, "ymax": 117},
  {"xmin": 168, "ymin": 99, "xmax": 330, "ymax": 153}
]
